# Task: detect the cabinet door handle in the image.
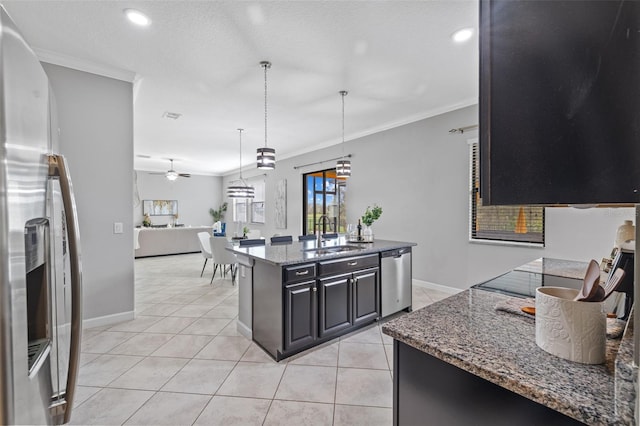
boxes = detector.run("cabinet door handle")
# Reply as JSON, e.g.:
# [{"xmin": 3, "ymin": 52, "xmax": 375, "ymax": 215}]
[
  {"xmin": 295, "ymin": 270, "xmax": 309, "ymax": 276},
  {"xmin": 348, "ymin": 261, "xmax": 358, "ymax": 266}
]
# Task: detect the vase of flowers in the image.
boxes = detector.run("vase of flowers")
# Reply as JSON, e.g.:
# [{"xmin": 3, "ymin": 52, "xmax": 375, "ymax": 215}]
[
  {"xmin": 142, "ymin": 214, "xmax": 151, "ymax": 227},
  {"xmin": 361, "ymin": 204, "xmax": 382, "ymax": 242}
]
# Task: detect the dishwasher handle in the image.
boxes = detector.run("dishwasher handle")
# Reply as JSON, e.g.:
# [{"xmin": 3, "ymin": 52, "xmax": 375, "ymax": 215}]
[{"xmin": 380, "ymin": 247, "xmax": 411, "ymax": 259}]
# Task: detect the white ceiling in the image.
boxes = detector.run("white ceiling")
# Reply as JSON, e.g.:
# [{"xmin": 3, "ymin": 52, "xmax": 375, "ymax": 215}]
[{"xmin": 2, "ymin": 0, "xmax": 479, "ymax": 176}]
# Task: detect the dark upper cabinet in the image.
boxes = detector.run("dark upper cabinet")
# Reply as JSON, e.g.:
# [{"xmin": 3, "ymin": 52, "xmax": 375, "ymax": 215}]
[{"xmin": 480, "ymin": 0, "xmax": 640, "ymax": 205}]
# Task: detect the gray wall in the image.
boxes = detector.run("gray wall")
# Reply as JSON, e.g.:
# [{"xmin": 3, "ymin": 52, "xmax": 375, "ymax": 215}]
[
  {"xmin": 43, "ymin": 63, "xmax": 135, "ymax": 324},
  {"xmin": 134, "ymin": 171, "xmax": 222, "ymax": 227},
  {"xmin": 223, "ymin": 104, "xmax": 634, "ymax": 289}
]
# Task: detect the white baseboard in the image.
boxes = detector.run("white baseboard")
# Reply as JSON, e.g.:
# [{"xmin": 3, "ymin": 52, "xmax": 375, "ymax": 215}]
[
  {"xmin": 237, "ymin": 320, "xmax": 252, "ymax": 340},
  {"xmin": 84, "ymin": 310, "xmax": 135, "ymax": 329},
  {"xmin": 412, "ymin": 278, "xmax": 463, "ymax": 295}
]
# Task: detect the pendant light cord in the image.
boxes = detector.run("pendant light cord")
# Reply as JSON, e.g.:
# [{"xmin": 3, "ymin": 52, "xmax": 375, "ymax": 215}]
[
  {"xmin": 238, "ymin": 128, "xmax": 244, "ymax": 181},
  {"xmin": 341, "ymin": 92, "xmax": 345, "ymax": 157},
  {"xmin": 335, "ymin": 91, "xmax": 351, "ymax": 178},
  {"xmin": 340, "ymin": 91, "xmax": 348, "ymax": 158},
  {"xmin": 263, "ymin": 62, "xmax": 269, "ymax": 149}
]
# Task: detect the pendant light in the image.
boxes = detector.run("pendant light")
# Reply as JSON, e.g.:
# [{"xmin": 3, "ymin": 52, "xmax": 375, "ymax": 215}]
[
  {"xmin": 336, "ymin": 90, "xmax": 351, "ymax": 178},
  {"xmin": 257, "ymin": 61, "xmax": 276, "ymax": 169},
  {"xmin": 227, "ymin": 129, "xmax": 255, "ymax": 198}
]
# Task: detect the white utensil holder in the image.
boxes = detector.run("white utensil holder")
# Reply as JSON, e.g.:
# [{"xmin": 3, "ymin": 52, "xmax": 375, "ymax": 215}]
[{"xmin": 535, "ymin": 287, "xmax": 606, "ymax": 364}]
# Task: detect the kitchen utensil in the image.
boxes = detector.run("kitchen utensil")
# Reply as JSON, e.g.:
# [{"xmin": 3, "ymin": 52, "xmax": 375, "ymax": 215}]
[
  {"xmin": 601, "ymin": 268, "xmax": 625, "ymax": 301},
  {"xmin": 573, "ymin": 259, "xmax": 601, "ymax": 301},
  {"xmin": 521, "ymin": 306, "xmax": 536, "ymax": 315},
  {"xmin": 591, "ymin": 285, "xmax": 605, "ymax": 302}
]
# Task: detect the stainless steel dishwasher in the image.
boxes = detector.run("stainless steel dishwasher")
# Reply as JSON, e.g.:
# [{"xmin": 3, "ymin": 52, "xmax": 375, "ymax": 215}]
[{"xmin": 380, "ymin": 247, "xmax": 412, "ymax": 317}]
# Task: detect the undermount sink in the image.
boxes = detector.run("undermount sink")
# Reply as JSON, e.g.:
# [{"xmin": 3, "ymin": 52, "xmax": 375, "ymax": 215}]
[{"xmin": 302, "ymin": 245, "xmax": 362, "ymax": 255}]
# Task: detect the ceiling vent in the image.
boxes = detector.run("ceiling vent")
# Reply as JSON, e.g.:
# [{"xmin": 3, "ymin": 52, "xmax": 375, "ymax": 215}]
[{"xmin": 162, "ymin": 111, "xmax": 182, "ymax": 120}]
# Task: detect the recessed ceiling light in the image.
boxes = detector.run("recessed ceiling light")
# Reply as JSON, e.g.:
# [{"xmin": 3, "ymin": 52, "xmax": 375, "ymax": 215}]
[
  {"xmin": 452, "ymin": 27, "xmax": 474, "ymax": 43},
  {"xmin": 124, "ymin": 9, "xmax": 151, "ymax": 27}
]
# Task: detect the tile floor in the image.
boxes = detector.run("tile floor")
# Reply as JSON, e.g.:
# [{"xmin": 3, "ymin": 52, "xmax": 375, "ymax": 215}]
[{"xmin": 71, "ymin": 253, "xmax": 453, "ymax": 426}]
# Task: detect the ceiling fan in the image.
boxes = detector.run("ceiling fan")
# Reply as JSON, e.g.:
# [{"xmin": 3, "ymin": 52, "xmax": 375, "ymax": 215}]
[{"xmin": 150, "ymin": 159, "xmax": 191, "ymax": 181}]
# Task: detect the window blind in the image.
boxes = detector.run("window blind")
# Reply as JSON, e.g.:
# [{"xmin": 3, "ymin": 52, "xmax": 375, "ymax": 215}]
[{"xmin": 470, "ymin": 143, "xmax": 545, "ymax": 245}]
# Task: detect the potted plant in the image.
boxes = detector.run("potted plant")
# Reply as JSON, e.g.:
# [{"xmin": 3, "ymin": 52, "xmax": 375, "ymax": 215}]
[
  {"xmin": 142, "ymin": 214, "xmax": 151, "ymax": 227},
  {"xmin": 242, "ymin": 226, "xmax": 250, "ymax": 238},
  {"xmin": 210, "ymin": 202, "xmax": 228, "ymax": 235},
  {"xmin": 361, "ymin": 204, "xmax": 382, "ymax": 241},
  {"xmin": 209, "ymin": 202, "xmax": 228, "ymax": 223}
]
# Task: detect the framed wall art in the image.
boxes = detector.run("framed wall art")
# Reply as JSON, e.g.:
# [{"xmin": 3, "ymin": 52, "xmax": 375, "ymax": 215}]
[
  {"xmin": 251, "ymin": 201, "xmax": 265, "ymax": 224},
  {"xmin": 275, "ymin": 179, "xmax": 287, "ymax": 229},
  {"xmin": 143, "ymin": 199, "xmax": 178, "ymax": 216}
]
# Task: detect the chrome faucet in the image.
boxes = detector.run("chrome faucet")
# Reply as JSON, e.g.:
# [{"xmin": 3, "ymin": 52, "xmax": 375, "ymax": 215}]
[{"xmin": 316, "ymin": 215, "xmax": 332, "ymax": 245}]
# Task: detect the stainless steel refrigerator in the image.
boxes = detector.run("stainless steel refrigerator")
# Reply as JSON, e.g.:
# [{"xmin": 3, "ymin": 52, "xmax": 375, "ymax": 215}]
[{"xmin": 0, "ymin": 6, "xmax": 83, "ymax": 425}]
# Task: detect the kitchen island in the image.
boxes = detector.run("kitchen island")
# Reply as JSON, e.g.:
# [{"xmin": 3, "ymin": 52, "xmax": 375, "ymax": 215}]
[
  {"xmin": 382, "ymin": 259, "xmax": 635, "ymax": 425},
  {"xmin": 229, "ymin": 237, "xmax": 416, "ymax": 361}
]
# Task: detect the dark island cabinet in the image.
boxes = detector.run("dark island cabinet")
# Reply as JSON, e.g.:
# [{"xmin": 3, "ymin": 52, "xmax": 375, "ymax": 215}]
[
  {"xmin": 243, "ymin": 241, "xmax": 415, "ymax": 362},
  {"xmin": 318, "ymin": 254, "xmax": 380, "ymax": 333},
  {"xmin": 283, "ymin": 280, "xmax": 317, "ymax": 353},
  {"xmin": 279, "ymin": 254, "xmax": 381, "ymax": 358},
  {"xmin": 352, "ymin": 268, "xmax": 379, "ymax": 326},
  {"xmin": 318, "ymin": 274, "xmax": 352, "ymax": 339}
]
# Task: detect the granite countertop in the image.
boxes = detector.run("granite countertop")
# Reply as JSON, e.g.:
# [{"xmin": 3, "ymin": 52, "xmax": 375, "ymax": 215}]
[
  {"xmin": 382, "ymin": 288, "xmax": 635, "ymax": 425},
  {"xmin": 228, "ymin": 237, "xmax": 416, "ymax": 266}
]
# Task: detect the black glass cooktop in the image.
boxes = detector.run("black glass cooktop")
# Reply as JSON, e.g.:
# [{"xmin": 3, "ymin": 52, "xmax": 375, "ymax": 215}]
[{"xmin": 473, "ymin": 270, "xmax": 583, "ymax": 299}]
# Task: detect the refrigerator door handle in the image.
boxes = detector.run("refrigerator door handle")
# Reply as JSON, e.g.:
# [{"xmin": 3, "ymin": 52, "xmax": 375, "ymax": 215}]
[{"xmin": 48, "ymin": 154, "xmax": 83, "ymax": 424}]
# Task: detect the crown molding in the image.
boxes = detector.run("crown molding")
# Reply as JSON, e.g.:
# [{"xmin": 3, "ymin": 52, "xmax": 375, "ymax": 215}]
[
  {"xmin": 279, "ymin": 97, "xmax": 479, "ymax": 162},
  {"xmin": 34, "ymin": 47, "xmax": 137, "ymax": 82},
  {"xmin": 219, "ymin": 98, "xmax": 479, "ymax": 176}
]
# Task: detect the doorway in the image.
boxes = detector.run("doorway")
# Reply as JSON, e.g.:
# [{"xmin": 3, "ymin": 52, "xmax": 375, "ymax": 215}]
[{"xmin": 302, "ymin": 169, "xmax": 347, "ymax": 235}]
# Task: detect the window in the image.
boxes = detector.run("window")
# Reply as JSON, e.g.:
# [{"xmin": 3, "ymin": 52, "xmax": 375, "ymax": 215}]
[
  {"xmin": 303, "ymin": 169, "xmax": 347, "ymax": 235},
  {"xmin": 231, "ymin": 178, "xmax": 265, "ymax": 224},
  {"xmin": 250, "ymin": 179, "xmax": 265, "ymax": 224},
  {"xmin": 232, "ymin": 198, "xmax": 248, "ymax": 223},
  {"xmin": 470, "ymin": 142, "xmax": 545, "ymax": 245}
]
